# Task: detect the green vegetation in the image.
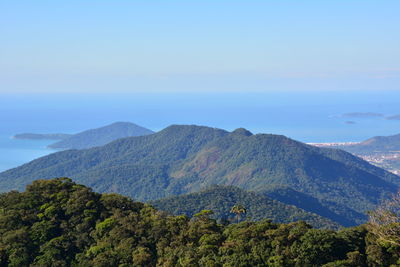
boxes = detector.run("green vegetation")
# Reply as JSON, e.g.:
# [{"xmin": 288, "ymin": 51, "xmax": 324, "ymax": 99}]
[
  {"xmin": 151, "ymin": 185, "xmax": 340, "ymax": 229},
  {"xmin": 0, "ymin": 125, "xmax": 398, "ymax": 226},
  {"xmin": 230, "ymin": 204, "xmax": 246, "ymax": 223},
  {"xmin": 263, "ymin": 185, "xmax": 368, "ymax": 227},
  {"xmin": 331, "ymin": 133, "xmax": 400, "ymax": 178},
  {"xmin": 337, "ymin": 133, "xmax": 400, "ymax": 155},
  {"xmin": 0, "ymin": 178, "xmax": 399, "ymax": 266},
  {"xmin": 48, "ymin": 122, "xmax": 154, "ymax": 149}
]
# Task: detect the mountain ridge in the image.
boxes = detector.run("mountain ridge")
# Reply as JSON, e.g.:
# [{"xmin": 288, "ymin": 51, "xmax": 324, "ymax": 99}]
[
  {"xmin": 0, "ymin": 124, "xmax": 398, "ymax": 226},
  {"xmin": 334, "ymin": 133, "xmax": 400, "ymax": 155}
]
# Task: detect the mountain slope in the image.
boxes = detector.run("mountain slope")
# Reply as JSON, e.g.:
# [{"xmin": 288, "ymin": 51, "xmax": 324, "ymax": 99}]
[
  {"xmin": 335, "ymin": 133, "xmax": 400, "ymax": 155},
  {"xmin": 0, "ymin": 125, "xmax": 398, "ymax": 226},
  {"xmin": 0, "ymin": 125, "xmax": 228, "ymax": 199},
  {"xmin": 262, "ymin": 186, "xmax": 367, "ymax": 226},
  {"xmin": 48, "ymin": 121, "xmax": 154, "ymax": 149},
  {"xmin": 328, "ymin": 133, "xmax": 400, "ymax": 176},
  {"xmin": 151, "ymin": 185, "xmax": 340, "ymax": 229}
]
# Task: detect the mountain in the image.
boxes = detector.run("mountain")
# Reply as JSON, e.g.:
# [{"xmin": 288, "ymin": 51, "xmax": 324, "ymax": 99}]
[
  {"xmin": 48, "ymin": 122, "xmax": 154, "ymax": 149},
  {"xmin": 151, "ymin": 185, "xmax": 340, "ymax": 229},
  {"xmin": 327, "ymin": 133, "xmax": 400, "ymax": 176},
  {"xmin": 262, "ymin": 186, "xmax": 367, "ymax": 227},
  {"xmin": 337, "ymin": 133, "xmax": 400, "ymax": 155},
  {"xmin": 12, "ymin": 133, "xmax": 72, "ymax": 140},
  {"xmin": 1, "ymin": 178, "xmax": 393, "ymax": 266},
  {"xmin": 0, "ymin": 125, "xmax": 398, "ymax": 226}
]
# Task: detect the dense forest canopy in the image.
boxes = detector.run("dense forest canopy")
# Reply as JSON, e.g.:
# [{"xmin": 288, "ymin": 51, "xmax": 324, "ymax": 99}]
[
  {"xmin": 0, "ymin": 178, "xmax": 399, "ymax": 266},
  {"xmin": 151, "ymin": 185, "xmax": 339, "ymax": 229}
]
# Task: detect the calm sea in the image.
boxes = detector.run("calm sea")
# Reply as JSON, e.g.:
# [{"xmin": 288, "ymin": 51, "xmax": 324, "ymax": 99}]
[
  {"xmin": 0, "ymin": 135, "xmax": 55, "ymax": 172},
  {"xmin": 0, "ymin": 90, "xmax": 399, "ymax": 172}
]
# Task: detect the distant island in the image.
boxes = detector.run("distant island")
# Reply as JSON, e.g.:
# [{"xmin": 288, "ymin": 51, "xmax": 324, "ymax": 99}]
[
  {"xmin": 48, "ymin": 121, "xmax": 154, "ymax": 150},
  {"xmin": 386, "ymin": 114, "xmax": 400, "ymax": 120},
  {"xmin": 12, "ymin": 133, "xmax": 72, "ymax": 140},
  {"xmin": 12, "ymin": 122, "xmax": 154, "ymax": 150},
  {"xmin": 341, "ymin": 112, "xmax": 384, "ymax": 118}
]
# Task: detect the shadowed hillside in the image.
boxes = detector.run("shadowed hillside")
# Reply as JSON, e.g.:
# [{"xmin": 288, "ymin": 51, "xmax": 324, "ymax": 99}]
[{"xmin": 151, "ymin": 185, "xmax": 340, "ymax": 229}]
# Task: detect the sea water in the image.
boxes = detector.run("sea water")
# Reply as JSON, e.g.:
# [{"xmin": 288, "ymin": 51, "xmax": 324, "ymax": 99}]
[
  {"xmin": 0, "ymin": 90, "xmax": 399, "ymax": 172},
  {"xmin": 0, "ymin": 135, "xmax": 55, "ymax": 172}
]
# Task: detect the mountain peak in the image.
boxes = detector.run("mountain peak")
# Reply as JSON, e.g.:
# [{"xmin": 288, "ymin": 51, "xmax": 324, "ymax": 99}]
[
  {"xmin": 231, "ymin": 128, "xmax": 253, "ymax": 136},
  {"xmin": 160, "ymin": 124, "xmax": 229, "ymax": 136}
]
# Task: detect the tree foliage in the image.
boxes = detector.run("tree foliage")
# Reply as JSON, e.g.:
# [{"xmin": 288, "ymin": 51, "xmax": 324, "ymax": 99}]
[
  {"xmin": 367, "ymin": 191, "xmax": 400, "ymax": 265},
  {"xmin": 0, "ymin": 178, "xmax": 398, "ymax": 266},
  {"xmin": 151, "ymin": 185, "xmax": 339, "ymax": 229}
]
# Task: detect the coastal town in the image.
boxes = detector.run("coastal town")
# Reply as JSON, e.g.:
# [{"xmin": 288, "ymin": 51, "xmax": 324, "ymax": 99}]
[
  {"xmin": 359, "ymin": 153, "xmax": 400, "ymax": 175},
  {"xmin": 307, "ymin": 142, "xmax": 360, "ymax": 147}
]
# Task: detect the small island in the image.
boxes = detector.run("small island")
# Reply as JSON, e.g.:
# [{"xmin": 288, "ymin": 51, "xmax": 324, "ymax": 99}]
[{"xmin": 12, "ymin": 133, "xmax": 72, "ymax": 140}]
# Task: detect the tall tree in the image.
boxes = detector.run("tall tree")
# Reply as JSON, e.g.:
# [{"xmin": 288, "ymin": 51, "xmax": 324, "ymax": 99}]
[{"xmin": 230, "ymin": 204, "xmax": 247, "ymax": 223}]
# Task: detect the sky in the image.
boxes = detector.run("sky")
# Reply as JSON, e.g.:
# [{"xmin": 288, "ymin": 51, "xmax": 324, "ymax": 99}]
[{"xmin": 1, "ymin": 1, "xmax": 399, "ymax": 93}]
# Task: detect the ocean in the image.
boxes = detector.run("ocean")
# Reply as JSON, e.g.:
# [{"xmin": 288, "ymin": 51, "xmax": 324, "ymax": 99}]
[
  {"xmin": 0, "ymin": 135, "xmax": 55, "ymax": 172},
  {"xmin": 0, "ymin": 90, "xmax": 399, "ymax": 172}
]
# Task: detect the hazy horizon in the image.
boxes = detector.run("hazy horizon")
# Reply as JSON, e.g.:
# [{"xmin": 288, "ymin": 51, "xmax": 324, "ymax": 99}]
[
  {"xmin": 1, "ymin": 1, "xmax": 399, "ymax": 94},
  {"xmin": 1, "ymin": 1, "xmax": 399, "ymax": 171},
  {"xmin": 1, "ymin": 90, "xmax": 399, "ymax": 142}
]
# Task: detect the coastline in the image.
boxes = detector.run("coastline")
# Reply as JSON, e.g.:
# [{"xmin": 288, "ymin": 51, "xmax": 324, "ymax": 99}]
[{"xmin": 307, "ymin": 142, "xmax": 360, "ymax": 147}]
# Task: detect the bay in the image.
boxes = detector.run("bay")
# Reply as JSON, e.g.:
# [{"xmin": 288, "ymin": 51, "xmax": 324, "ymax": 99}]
[{"xmin": 0, "ymin": 135, "xmax": 55, "ymax": 172}]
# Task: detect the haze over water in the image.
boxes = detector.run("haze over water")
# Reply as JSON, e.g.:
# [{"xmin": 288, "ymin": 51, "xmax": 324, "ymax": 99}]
[{"xmin": 1, "ymin": 91, "xmax": 399, "ymax": 142}]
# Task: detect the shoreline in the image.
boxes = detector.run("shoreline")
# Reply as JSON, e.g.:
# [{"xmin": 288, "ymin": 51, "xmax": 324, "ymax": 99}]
[{"xmin": 307, "ymin": 142, "xmax": 360, "ymax": 147}]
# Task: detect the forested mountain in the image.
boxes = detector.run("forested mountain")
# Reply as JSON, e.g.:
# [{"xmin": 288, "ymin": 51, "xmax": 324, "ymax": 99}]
[
  {"xmin": 263, "ymin": 186, "xmax": 368, "ymax": 227},
  {"xmin": 0, "ymin": 178, "xmax": 398, "ymax": 266},
  {"xmin": 328, "ymin": 133, "xmax": 400, "ymax": 176},
  {"xmin": 0, "ymin": 125, "xmax": 398, "ymax": 226},
  {"xmin": 335, "ymin": 133, "xmax": 400, "ymax": 155},
  {"xmin": 48, "ymin": 122, "xmax": 154, "ymax": 149},
  {"xmin": 151, "ymin": 185, "xmax": 340, "ymax": 229}
]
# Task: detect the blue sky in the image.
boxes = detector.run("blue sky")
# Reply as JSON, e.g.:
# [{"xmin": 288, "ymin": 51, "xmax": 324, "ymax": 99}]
[{"xmin": 1, "ymin": 1, "xmax": 399, "ymax": 93}]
